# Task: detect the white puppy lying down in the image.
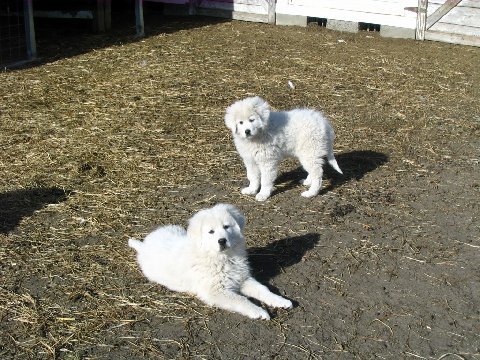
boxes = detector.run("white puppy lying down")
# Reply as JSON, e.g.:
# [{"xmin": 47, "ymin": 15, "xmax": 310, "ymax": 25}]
[
  {"xmin": 225, "ymin": 96, "xmax": 343, "ymax": 201},
  {"xmin": 128, "ymin": 204, "xmax": 292, "ymax": 320}
]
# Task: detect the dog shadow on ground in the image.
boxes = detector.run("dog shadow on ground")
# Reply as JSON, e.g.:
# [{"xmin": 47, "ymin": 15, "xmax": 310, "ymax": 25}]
[
  {"xmin": 0, "ymin": 187, "xmax": 69, "ymax": 234},
  {"xmin": 275, "ymin": 150, "xmax": 389, "ymax": 195},
  {"xmin": 248, "ymin": 233, "xmax": 319, "ymax": 285}
]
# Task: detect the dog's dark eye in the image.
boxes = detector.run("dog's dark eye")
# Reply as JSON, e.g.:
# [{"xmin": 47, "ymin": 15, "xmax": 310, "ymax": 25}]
[
  {"xmin": 249, "ymin": 118, "xmax": 255, "ymax": 122},
  {"xmin": 239, "ymin": 121, "xmax": 243, "ymax": 125},
  {"xmin": 223, "ymin": 225, "xmax": 230, "ymax": 230},
  {"xmin": 208, "ymin": 230, "xmax": 214, "ymax": 234}
]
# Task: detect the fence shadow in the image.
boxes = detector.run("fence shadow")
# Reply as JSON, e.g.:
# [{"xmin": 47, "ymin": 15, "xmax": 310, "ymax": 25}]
[
  {"xmin": 275, "ymin": 150, "xmax": 389, "ymax": 195},
  {"xmin": 0, "ymin": 187, "xmax": 69, "ymax": 234}
]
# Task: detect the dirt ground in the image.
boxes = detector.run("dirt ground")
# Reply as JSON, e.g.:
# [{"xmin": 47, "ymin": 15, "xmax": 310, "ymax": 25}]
[{"xmin": 1, "ymin": 12, "xmax": 479, "ymax": 360}]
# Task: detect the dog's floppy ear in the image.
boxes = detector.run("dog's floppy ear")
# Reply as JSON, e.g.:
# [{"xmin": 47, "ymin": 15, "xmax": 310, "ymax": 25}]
[
  {"xmin": 224, "ymin": 104, "xmax": 238, "ymax": 134},
  {"xmin": 187, "ymin": 211, "xmax": 204, "ymax": 241},
  {"xmin": 215, "ymin": 203, "xmax": 245, "ymax": 231},
  {"xmin": 252, "ymin": 96, "xmax": 271, "ymax": 123}
]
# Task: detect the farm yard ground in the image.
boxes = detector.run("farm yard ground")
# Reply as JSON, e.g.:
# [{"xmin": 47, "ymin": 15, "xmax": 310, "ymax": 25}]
[{"xmin": 1, "ymin": 14, "xmax": 479, "ymax": 359}]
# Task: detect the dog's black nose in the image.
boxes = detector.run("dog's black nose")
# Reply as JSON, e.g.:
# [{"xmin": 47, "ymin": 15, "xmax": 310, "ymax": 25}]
[
  {"xmin": 218, "ymin": 238, "xmax": 227, "ymax": 246},
  {"xmin": 245, "ymin": 129, "xmax": 251, "ymax": 136}
]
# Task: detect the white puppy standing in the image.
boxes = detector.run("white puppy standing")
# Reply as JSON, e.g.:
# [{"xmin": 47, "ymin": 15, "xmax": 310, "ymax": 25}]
[
  {"xmin": 225, "ymin": 96, "xmax": 343, "ymax": 201},
  {"xmin": 128, "ymin": 204, "xmax": 292, "ymax": 320}
]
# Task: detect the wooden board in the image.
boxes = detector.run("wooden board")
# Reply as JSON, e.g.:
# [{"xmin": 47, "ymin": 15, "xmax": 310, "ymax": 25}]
[
  {"xmin": 425, "ymin": 29, "xmax": 480, "ymax": 46},
  {"xmin": 429, "ymin": 21, "xmax": 480, "ymax": 36},
  {"xmin": 33, "ymin": 10, "xmax": 94, "ymax": 19},
  {"xmin": 276, "ymin": 0, "xmax": 418, "ymax": 28},
  {"xmin": 429, "ymin": 0, "xmax": 480, "ymax": 8},
  {"xmin": 286, "ymin": 0, "xmax": 417, "ymax": 16},
  {"xmin": 416, "ymin": 0, "xmax": 428, "ymax": 40},
  {"xmin": 426, "ymin": 0, "xmax": 461, "ymax": 29},
  {"xmin": 146, "ymin": 0, "xmax": 189, "ymax": 3},
  {"xmin": 197, "ymin": 0, "xmax": 267, "ymax": 15},
  {"xmin": 195, "ymin": 0, "xmax": 275, "ymax": 23},
  {"xmin": 427, "ymin": 2, "xmax": 480, "ymax": 27},
  {"xmin": 424, "ymin": 0, "xmax": 480, "ymax": 47}
]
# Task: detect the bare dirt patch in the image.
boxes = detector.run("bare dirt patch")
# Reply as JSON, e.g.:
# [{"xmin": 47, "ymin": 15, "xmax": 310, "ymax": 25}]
[{"xmin": 1, "ymin": 14, "xmax": 479, "ymax": 359}]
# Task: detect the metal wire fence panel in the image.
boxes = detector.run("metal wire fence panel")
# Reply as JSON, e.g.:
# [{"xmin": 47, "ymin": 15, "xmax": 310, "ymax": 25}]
[{"xmin": 0, "ymin": 0, "xmax": 27, "ymax": 67}]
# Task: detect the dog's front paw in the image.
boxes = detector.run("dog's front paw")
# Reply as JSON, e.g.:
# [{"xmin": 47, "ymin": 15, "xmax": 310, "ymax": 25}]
[
  {"xmin": 255, "ymin": 192, "xmax": 271, "ymax": 201},
  {"xmin": 247, "ymin": 307, "xmax": 270, "ymax": 320},
  {"xmin": 241, "ymin": 186, "xmax": 258, "ymax": 195},
  {"xmin": 301, "ymin": 190, "xmax": 317, "ymax": 198},
  {"xmin": 273, "ymin": 297, "xmax": 293, "ymax": 309}
]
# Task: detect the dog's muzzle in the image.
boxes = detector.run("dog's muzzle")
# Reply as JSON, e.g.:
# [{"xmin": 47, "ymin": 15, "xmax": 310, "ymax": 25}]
[
  {"xmin": 218, "ymin": 238, "xmax": 227, "ymax": 250},
  {"xmin": 244, "ymin": 129, "xmax": 251, "ymax": 137}
]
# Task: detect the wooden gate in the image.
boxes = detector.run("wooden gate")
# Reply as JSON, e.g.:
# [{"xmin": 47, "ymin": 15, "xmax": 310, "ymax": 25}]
[{"xmin": 416, "ymin": 0, "xmax": 480, "ymax": 46}]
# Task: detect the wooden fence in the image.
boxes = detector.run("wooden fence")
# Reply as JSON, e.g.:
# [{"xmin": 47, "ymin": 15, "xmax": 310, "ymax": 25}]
[
  {"xmin": 2, "ymin": 0, "xmax": 478, "ymax": 67},
  {"xmin": 142, "ymin": 0, "xmax": 479, "ymax": 46},
  {"xmin": 276, "ymin": 0, "xmax": 418, "ymax": 29},
  {"xmin": 417, "ymin": 0, "xmax": 480, "ymax": 47}
]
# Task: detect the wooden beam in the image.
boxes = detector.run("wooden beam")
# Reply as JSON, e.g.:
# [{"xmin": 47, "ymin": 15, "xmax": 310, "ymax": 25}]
[
  {"xmin": 189, "ymin": 0, "xmax": 200, "ymax": 15},
  {"xmin": 33, "ymin": 11, "xmax": 94, "ymax": 19},
  {"xmin": 425, "ymin": 29, "xmax": 480, "ymax": 47},
  {"xmin": 416, "ymin": 0, "xmax": 428, "ymax": 40},
  {"xmin": 267, "ymin": 0, "xmax": 275, "ymax": 24},
  {"xmin": 94, "ymin": 0, "xmax": 106, "ymax": 32},
  {"xmin": 195, "ymin": 7, "xmax": 272, "ymax": 23},
  {"xmin": 426, "ymin": 0, "xmax": 462, "ymax": 29},
  {"xmin": 23, "ymin": 0, "xmax": 37, "ymax": 60}
]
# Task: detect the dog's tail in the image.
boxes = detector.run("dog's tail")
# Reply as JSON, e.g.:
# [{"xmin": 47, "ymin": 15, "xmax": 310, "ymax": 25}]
[
  {"xmin": 128, "ymin": 238, "xmax": 142, "ymax": 252},
  {"xmin": 327, "ymin": 153, "xmax": 343, "ymax": 174}
]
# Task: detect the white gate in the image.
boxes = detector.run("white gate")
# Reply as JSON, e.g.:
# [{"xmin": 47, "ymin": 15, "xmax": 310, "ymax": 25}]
[{"xmin": 416, "ymin": 0, "xmax": 480, "ymax": 46}]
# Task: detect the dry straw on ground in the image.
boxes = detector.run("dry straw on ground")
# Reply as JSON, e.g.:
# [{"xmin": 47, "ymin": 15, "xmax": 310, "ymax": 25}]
[{"xmin": 1, "ymin": 15, "xmax": 479, "ymax": 359}]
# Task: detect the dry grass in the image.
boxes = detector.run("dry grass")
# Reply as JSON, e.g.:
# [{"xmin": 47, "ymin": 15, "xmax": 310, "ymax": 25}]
[{"xmin": 1, "ymin": 15, "xmax": 479, "ymax": 359}]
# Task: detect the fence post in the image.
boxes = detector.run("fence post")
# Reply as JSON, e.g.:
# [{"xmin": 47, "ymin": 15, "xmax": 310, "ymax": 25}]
[
  {"xmin": 104, "ymin": 0, "xmax": 112, "ymax": 30},
  {"xmin": 267, "ymin": 0, "xmax": 276, "ymax": 24},
  {"xmin": 189, "ymin": 0, "xmax": 199, "ymax": 15},
  {"xmin": 94, "ymin": 0, "xmax": 106, "ymax": 32},
  {"xmin": 135, "ymin": 0, "xmax": 145, "ymax": 37},
  {"xmin": 24, "ymin": 0, "xmax": 37, "ymax": 60},
  {"xmin": 416, "ymin": 0, "xmax": 428, "ymax": 40}
]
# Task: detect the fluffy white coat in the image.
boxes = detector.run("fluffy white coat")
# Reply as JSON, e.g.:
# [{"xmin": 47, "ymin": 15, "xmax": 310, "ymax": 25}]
[
  {"xmin": 128, "ymin": 204, "xmax": 292, "ymax": 320},
  {"xmin": 225, "ymin": 96, "xmax": 343, "ymax": 201}
]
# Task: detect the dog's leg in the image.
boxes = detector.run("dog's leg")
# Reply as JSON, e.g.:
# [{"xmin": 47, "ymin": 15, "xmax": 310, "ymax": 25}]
[
  {"xmin": 302, "ymin": 177, "xmax": 322, "ymax": 198},
  {"xmin": 202, "ymin": 291, "xmax": 270, "ymax": 320},
  {"xmin": 241, "ymin": 158, "xmax": 260, "ymax": 195},
  {"xmin": 300, "ymin": 158, "xmax": 324, "ymax": 198},
  {"xmin": 240, "ymin": 278, "xmax": 293, "ymax": 309},
  {"xmin": 301, "ymin": 174, "xmax": 311, "ymax": 186},
  {"xmin": 256, "ymin": 163, "xmax": 277, "ymax": 201}
]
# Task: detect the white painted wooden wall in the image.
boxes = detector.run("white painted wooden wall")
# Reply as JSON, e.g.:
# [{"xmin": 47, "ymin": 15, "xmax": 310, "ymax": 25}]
[
  {"xmin": 150, "ymin": 0, "xmax": 480, "ymax": 46},
  {"xmin": 276, "ymin": 0, "xmax": 419, "ymax": 28},
  {"xmin": 147, "ymin": 0, "xmax": 189, "ymax": 4},
  {"xmin": 198, "ymin": 0, "xmax": 266, "ymax": 14},
  {"xmin": 194, "ymin": 0, "xmax": 275, "ymax": 23}
]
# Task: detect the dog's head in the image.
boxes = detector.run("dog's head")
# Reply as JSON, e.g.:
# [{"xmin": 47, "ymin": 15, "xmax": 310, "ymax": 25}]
[
  {"xmin": 187, "ymin": 204, "xmax": 246, "ymax": 254},
  {"xmin": 225, "ymin": 96, "xmax": 271, "ymax": 139}
]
